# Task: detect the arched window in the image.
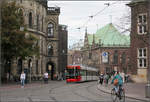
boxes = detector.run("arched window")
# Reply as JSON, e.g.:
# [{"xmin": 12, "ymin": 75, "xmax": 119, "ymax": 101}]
[
  {"xmin": 47, "ymin": 23, "xmax": 54, "ymax": 37},
  {"xmin": 29, "ymin": 12, "xmax": 32, "ymax": 28},
  {"xmin": 48, "ymin": 45, "xmax": 53, "ymax": 55},
  {"xmin": 113, "ymin": 50, "xmax": 118, "ymax": 64}
]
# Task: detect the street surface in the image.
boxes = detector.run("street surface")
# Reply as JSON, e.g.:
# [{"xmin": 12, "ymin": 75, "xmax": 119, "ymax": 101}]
[{"xmin": 0, "ymin": 81, "xmax": 145, "ymax": 102}]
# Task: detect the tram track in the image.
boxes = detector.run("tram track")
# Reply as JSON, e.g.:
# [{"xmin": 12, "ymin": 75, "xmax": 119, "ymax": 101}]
[
  {"xmin": 69, "ymin": 82, "xmax": 98, "ymax": 101},
  {"xmin": 48, "ymin": 81, "xmax": 67, "ymax": 101},
  {"xmin": 86, "ymin": 82, "xmax": 108, "ymax": 97}
]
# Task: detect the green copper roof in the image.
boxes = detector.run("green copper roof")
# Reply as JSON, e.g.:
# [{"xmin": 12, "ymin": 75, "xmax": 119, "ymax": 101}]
[
  {"xmin": 130, "ymin": 0, "xmax": 148, "ymax": 3},
  {"xmin": 87, "ymin": 23, "xmax": 130, "ymax": 47},
  {"xmin": 127, "ymin": 0, "xmax": 148, "ymax": 6}
]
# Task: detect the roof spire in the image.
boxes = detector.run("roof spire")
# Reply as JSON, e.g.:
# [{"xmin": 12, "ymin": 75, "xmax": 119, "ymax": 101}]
[
  {"xmin": 92, "ymin": 34, "xmax": 95, "ymax": 48},
  {"xmin": 109, "ymin": 15, "xmax": 112, "ymax": 24},
  {"xmin": 85, "ymin": 27, "xmax": 87, "ymax": 36},
  {"xmin": 84, "ymin": 27, "xmax": 89, "ymax": 49}
]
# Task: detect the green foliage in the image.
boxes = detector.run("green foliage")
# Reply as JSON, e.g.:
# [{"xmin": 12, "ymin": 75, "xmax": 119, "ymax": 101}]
[{"xmin": 1, "ymin": 1, "xmax": 39, "ymax": 61}]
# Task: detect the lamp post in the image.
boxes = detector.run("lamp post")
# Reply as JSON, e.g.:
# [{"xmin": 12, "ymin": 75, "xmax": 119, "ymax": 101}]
[{"xmin": 29, "ymin": 61, "xmax": 32, "ymax": 83}]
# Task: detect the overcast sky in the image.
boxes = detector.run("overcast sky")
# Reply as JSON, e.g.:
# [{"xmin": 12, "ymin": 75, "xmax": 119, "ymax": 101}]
[{"xmin": 48, "ymin": 1, "xmax": 131, "ymax": 48}]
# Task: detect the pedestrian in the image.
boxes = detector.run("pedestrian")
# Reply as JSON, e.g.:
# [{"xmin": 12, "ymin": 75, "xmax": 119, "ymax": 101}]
[
  {"xmin": 104, "ymin": 73, "xmax": 109, "ymax": 86},
  {"xmin": 125, "ymin": 74, "xmax": 129, "ymax": 83},
  {"xmin": 20, "ymin": 71, "xmax": 26, "ymax": 88},
  {"xmin": 120, "ymin": 72, "xmax": 125, "ymax": 83},
  {"xmin": 6, "ymin": 72, "xmax": 9, "ymax": 83},
  {"xmin": 44, "ymin": 72, "xmax": 48, "ymax": 84},
  {"xmin": 99, "ymin": 73, "xmax": 104, "ymax": 85}
]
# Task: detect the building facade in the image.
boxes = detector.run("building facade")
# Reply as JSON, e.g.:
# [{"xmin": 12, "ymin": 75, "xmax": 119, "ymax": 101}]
[
  {"xmin": 2, "ymin": 0, "xmax": 67, "ymax": 82},
  {"xmin": 70, "ymin": 23, "xmax": 130, "ymax": 75},
  {"xmin": 127, "ymin": 0, "xmax": 150, "ymax": 83}
]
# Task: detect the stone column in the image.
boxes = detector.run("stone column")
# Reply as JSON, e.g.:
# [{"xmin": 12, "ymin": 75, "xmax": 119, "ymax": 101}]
[
  {"xmin": 11, "ymin": 60, "xmax": 17, "ymax": 76},
  {"xmin": 32, "ymin": 57, "xmax": 36, "ymax": 77},
  {"xmin": 38, "ymin": 56, "xmax": 42, "ymax": 77}
]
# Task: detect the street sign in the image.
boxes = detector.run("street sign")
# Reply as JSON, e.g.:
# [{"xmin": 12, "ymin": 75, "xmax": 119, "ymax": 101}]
[{"xmin": 102, "ymin": 52, "xmax": 108, "ymax": 63}]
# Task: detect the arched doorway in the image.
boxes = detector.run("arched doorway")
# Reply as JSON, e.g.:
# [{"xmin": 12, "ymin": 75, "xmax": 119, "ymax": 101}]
[
  {"xmin": 46, "ymin": 62, "xmax": 54, "ymax": 80},
  {"xmin": 17, "ymin": 59, "xmax": 22, "ymax": 74}
]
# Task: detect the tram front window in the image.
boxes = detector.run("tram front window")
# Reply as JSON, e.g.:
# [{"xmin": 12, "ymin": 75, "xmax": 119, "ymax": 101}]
[{"xmin": 66, "ymin": 69, "xmax": 75, "ymax": 79}]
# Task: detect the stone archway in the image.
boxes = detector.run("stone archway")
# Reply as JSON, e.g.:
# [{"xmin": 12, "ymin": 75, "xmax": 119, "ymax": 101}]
[
  {"xmin": 46, "ymin": 62, "xmax": 55, "ymax": 80},
  {"xmin": 17, "ymin": 59, "xmax": 22, "ymax": 74}
]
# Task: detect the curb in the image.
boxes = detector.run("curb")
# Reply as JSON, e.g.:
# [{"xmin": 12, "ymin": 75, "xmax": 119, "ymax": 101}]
[{"xmin": 97, "ymin": 85, "xmax": 150, "ymax": 102}]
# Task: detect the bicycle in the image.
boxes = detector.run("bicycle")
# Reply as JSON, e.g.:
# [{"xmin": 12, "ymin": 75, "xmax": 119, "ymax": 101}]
[{"xmin": 111, "ymin": 86, "xmax": 125, "ymax": 102}]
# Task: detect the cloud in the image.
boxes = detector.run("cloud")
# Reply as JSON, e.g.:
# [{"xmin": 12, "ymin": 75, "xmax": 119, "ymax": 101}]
[{"xmin": 48, "ymin": 1, "xmax": 131, "ymax": 47}]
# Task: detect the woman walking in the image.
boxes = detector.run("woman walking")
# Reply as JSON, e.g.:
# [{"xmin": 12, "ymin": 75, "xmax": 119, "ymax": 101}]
[{"xmin": 20, "ymin": 71, "xmax": 26, "ymax": 88}]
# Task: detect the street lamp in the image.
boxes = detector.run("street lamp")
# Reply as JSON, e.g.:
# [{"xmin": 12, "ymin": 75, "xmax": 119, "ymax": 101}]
[{"xmin": 29, "ymin": 61, "xmax": 32, "ymax": 83}]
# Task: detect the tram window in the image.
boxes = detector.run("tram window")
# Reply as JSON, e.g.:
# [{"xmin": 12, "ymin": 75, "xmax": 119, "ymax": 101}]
[
  {"xmin": 75, "ymin": 69, "xmax": 80, "ymax": 76},
  {"xmin": 80, "ymin": 70, "xmax": 86, "ymax": 76},
  {"xmin": 87, "ymin": 71, "xmax": 91, "ymax": 76},
  {"xmin": 94, "ymin": 72, "xmax": 96, "ymax": 75},
  {"xmin": 66, "ymin": 69, "xmax": 75, "ymax": 76}
]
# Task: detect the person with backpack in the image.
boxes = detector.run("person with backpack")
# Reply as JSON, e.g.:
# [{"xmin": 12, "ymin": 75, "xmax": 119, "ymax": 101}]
[{"xmin": 111, "ymin": 71, "xmax": 123, "ymax": 98}]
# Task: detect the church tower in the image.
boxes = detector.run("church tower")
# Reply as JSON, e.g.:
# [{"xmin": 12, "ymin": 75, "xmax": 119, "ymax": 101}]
[{"xmin": 84, "ymin": 27, "xmax": 89, "ymax": 49}]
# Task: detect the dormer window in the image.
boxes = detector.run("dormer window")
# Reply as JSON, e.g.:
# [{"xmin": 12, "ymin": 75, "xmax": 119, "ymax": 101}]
[
  {"xmin": 137, "ymin": 13, "xmax": 147, "ymax": 34},
  {"xmin": 47, "ymin": 23, "xmax": 54, "ymax": 37}
]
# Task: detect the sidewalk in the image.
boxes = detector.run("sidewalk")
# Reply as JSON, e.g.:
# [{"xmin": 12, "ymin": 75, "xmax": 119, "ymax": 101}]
[{"xmin": 97, "ymin": 82, "xmax": 150, "ymax": 102}]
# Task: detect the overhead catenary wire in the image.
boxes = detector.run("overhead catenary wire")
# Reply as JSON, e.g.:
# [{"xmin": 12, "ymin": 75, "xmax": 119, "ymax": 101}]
[{"xmin": 76, "ymin": 1, "xmax": 120, "ymax": 31}]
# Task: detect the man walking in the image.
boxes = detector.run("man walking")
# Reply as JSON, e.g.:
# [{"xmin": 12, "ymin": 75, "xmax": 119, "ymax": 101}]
[{"xmin": 44, "ymin": 72, "xmax": 49, "ymax": 84}]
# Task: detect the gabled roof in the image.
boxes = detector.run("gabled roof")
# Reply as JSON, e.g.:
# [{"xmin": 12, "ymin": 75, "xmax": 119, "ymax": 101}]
[{"xmin": 87, "ymin": 23, "xmax": 130, "ymax": 47}]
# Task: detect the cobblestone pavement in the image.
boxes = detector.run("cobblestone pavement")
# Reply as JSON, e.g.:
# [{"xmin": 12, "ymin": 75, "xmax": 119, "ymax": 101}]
[{"xmin": 0, "ymin": 81, "xmax": 146, "ymax": 102}]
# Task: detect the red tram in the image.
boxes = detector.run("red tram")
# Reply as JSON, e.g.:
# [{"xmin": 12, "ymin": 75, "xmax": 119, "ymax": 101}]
[{"xmin": 66, "ymin": 65, "xmax": 98, "ymax": 83}]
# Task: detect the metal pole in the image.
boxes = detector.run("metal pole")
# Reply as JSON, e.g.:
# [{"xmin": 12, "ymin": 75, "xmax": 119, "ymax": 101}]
[
  {"xmin": 0, "ymin": 0, "xmax": 2, "ymax": 86},
  {"xmin": 146, "ymin": 1, "xmax": 150, "ymax": 98},
  {"xmin": 29, "ymin": 62, "xmax": 32, "ymax": 83}
]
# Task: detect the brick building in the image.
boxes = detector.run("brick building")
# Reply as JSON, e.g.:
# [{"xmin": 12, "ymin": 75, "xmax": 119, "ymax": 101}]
[
  {"xmin": 127, "ymin": 0, "xmax": 150, "ymax": 83},
  {"xmin": 70, "ymin": 23, "xmax": 130, "ymax": 75}
]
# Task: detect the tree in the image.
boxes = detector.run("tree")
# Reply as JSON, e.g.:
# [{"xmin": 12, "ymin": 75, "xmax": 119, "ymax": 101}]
[{"xmin": 1, "ymin": 1, "xmax": 39, "ymax": 74}]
